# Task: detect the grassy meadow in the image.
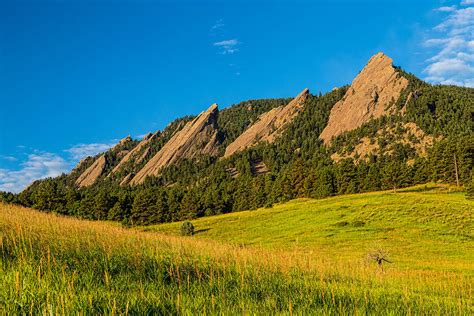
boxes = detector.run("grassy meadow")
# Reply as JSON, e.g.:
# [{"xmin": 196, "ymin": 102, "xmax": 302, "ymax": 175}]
[{"xmin": 1, "ymin": 184, "xmax": 473, "ymax": 314}]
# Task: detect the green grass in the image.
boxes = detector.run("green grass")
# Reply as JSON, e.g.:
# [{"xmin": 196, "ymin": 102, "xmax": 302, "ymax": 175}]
[
  {"xmin": 147, "ymin": 184, "xmax": 474, "ymax": 272},
  {"xmin": 1, "ymin": 183, "xmax": 473, "ymax": 314}
]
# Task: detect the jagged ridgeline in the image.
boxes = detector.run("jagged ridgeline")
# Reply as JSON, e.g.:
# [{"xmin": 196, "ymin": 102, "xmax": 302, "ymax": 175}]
[{"xmin": 11, "ymin": 52, "xmax": 474, "ymax": 224}]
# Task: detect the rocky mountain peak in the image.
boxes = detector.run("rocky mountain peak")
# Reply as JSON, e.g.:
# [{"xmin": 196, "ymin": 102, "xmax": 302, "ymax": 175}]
[
  {"xmin": 319, "ymin": 52, "xmax": 409, "ymax": 144},
  {"xmin": 223, "ymin": 88, "xmax": 309, "ymax": 158},
  {"xmin": 129, "ymin": 103, "xmax": 221, "ymax": 185}
]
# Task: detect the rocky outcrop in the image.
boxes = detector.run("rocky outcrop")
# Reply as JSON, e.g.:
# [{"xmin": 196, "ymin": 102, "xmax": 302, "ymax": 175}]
[
  {"xmin": 130, "ymin": 103, "xmax": 221, "ymax": 185},
  {"xmin": 110, "ymin": 136, "xmax": 133, "ymax": 152},
  {"xmin": 223, "ymin": 88, "xmax": 309, "ymax": 158},
  {"xmin": 75, "ymin": 154, "xmax": 106, "ymax": 187},
  {"xmin": 320, "ymin": 52, "xmax": 409, "ymax": 144},
  {"xmin": 119, "ymin": 173, "xmax": 134, "ymax": 186},
  {"xmin": 110, "ymin": 132, "xmax": 160, "ymax": 174}
]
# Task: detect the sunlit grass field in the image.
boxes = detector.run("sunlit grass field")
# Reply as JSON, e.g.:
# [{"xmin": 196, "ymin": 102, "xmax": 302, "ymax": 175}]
[{"xmin": 1, "ymin": 184, "xmax": 473, "ymax": 314}]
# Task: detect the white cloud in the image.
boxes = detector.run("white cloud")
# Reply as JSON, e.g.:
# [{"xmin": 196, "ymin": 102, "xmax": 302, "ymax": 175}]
[
  {"xmin": 423, "ymin": 3, "xmax": 474, "ymax": 87},
  {"xmin": 0, "ymin": 152, "xmax": 69, "ymax": 193},
  {"xmin": 213, "ymin": 39, "xmax": 240, "ymax": 54},
  {"xmin": 210, "ymin": 19, "xmax": 224, "ymax": 35},
  {"xmin": 0, "ymin": 140, "xmax": 117, "ymax": 193},
  {"xmin": 461, "ymin": 0, "xmax": 474, "ymax": 5},
  {"xmin": 0, "ymin": 155, "xmax": 17, "ymax": 162},
  {"xmin": 435, "ymin": 6, "xmax": 457, "ymax": 12},
  {"xmin": 135, "ymin": 133, "xmax": 149, "ymax": 139},
  {"xmin": 64, "ymin": 142, "xmax": 115, "ymax": 161}
]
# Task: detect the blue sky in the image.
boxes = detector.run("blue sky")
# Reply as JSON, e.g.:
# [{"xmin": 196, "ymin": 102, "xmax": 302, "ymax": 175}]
[{"xmin": 1, "ymin": 0, "xmax": 473, "ymax": 192}]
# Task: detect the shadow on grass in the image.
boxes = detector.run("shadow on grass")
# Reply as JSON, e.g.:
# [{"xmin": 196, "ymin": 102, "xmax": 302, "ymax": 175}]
[
  {"xmin": 398, "ymin": 185, "xmax": 443, "ymax": 193},
  {"xmin": 194, "ymin": 228, "xmax": 210, "ymax": 235}
]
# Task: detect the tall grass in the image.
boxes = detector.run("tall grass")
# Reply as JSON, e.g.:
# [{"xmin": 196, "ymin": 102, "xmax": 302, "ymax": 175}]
[{"xmin": 1, "ymin": 198, "xmax": 472, "ymax": 314}]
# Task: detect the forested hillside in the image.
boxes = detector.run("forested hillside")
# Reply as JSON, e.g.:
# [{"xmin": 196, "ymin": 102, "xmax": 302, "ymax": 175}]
[{"xmin": 2, "ymin": 53, "xmax": 473, "ymax": 225}]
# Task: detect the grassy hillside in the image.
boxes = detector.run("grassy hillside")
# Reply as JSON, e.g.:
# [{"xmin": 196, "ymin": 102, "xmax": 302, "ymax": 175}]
[
  {"xmin": 148, "ymin": 184, "xmax": 474, "ymax": 272},
  {"xmin": 1, "ymin": 184, "xmax": 473, "ymax": 314}
]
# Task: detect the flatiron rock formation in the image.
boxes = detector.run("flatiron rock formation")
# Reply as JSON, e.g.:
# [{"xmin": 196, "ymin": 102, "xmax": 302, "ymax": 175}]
[
  {"xmin": 75, "ymin": 154, "xmax": 106, "ymax": 187},
  {"xmin": 223, "ymin": 88, "xmax": 309, "ymax": 158},
  {"xmin": 319, "ymin": 52, "xmax": 409, "ymax": 144},
  {"xmin": 110, "ymin": 131, "xmax": 160, "ymax": 174},
  {"xmin": 130, "ymin": 103, "xmax": 221, "ymax": 185}
]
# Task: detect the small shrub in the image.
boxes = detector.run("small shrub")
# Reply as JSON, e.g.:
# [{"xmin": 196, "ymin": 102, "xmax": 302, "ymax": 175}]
[
  {"xmin": 352, "ymin": 220, "xmax": 366, "ymax": 227},
  {"xmin": 180, "ymin": 221, "xmax": 194, "ymax": 236},
  {"xmin": 335, "ymin": 221, "xmax": 349, "ymax": 227}
]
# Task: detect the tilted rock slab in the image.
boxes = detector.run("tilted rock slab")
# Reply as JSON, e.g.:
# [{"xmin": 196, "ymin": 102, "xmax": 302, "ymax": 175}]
[
  {"xmin": 130, "ymin": 103, "xmax": 221, "ymax": 185},
  {"xmin": 75, "ymin": 154, "xmax": 106, "ymax": 187},
  {"xmin": 110, "ymin": 132, "xmax": 160, "ymax": 175},
  {"xmin": 223, "ymin": 88, "xmax": 309, "ymax": 158},
  {"xmin": 319, "ymin": 52, "xmax": 409, "ymax": 144}
]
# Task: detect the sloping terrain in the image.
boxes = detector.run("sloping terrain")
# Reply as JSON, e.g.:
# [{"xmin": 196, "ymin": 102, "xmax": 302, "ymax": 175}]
[
  {"xmin": 320, "ymin": 52, "xmax": 409, "ymax": 143},
  {"xmin": 223, "ymin": 88, "xmax": 309, "ymax": 158},
  {"xmin": 111, "ymin": 132, "xmax": 161, "ymax": 175},
  {"xmin": 13, "ymin": 52, "xmax": 473, "ymax": 228},
  {"xmin": 75, "ymin": 154, "xmax": 107, "ymax": 187},
  {"xmin": 130, "ymin": 103, "xmax": 221, "ymax": 185},
  {"xmin": 148, "ymin": 184, "xmax": 473, "ymax": 266},
  {"xmin": 331, "ymin": 122, "xmax": 437, "ymax": 162},
  {"xmin": 1, "ymin": 184, "xmax": 472, "ymax": 314},
  {"xmin": 74, "ymin": 136, "xmax": 136, "ymax": 187}
]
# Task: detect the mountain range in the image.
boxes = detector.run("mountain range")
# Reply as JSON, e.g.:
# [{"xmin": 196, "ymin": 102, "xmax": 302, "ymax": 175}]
[{"xmin": 7, "ymin": 52, "xmax": 473, "ymax": 224}]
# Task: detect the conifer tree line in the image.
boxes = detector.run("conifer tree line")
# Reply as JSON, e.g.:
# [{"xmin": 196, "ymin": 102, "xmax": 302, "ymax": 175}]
[{"xmin": 1, "ymin": 78, "xmax": 473, "ymax": 225}]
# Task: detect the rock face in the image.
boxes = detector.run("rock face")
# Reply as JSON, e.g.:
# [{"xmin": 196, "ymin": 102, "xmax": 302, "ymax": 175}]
[
  {"xmin": 223, "ymin": 88, "xmax": 309, "ymax": 158},
  {"xmin": 319, "ymin": 52, "xmax": 409, "ymax": 144},
  {"xmin": 75, "ymin": 154, "xmax": 106, "ymax": 187},
  {"xmin": 130, "ymin": 103, "xmax": 221, "ymax": 185},
  {"xmin": 113, "ymin": 136, "xmax": 132, "ymax": 149},
  {"xmin": 110, "ymin": 132, "xmax": 160, "ymax": 175}
]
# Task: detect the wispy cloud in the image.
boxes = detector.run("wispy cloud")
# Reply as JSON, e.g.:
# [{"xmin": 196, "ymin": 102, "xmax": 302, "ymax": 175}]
[
  {"xmin": 210, "ymin": 18, "xmax": 225, "ymax": 36},
  {"xmin": 64, "ymin": 142, "xmax": 115, "ymax": 161},
  {"xmin": 423, "ymin": 2, "xmax": 474, "ymax": 87},
  {"xmin": 0, "ymin": 155, "xmax": 17, "ymax": 162},
  {"xmin": 213, "ymin": 39, "xmax": 240, "ymax": 54},
  {"xmin": 210, "ymin": 19, "xmax": 242, "ymax": 74},
  {"xmin": 0, "ymin": 140, "xmax": 117, "ymax": 193},
  {"xmin": 135, "ymin": 133, "xmax": 150, "ymax": 139},
  {"xmin": 435, "ymin": 6, "xmax": 457, "ymax": 12},
  {"xmin": 0, "ymin": 152, "xmax": 69, "ymax": 193}
]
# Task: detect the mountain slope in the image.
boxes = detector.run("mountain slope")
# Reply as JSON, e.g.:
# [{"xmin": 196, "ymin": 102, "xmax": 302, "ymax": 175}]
[
  {"xmin": 10, "ymin": 52, "xmax": 473, "ymax": 227},
  {"xmin": 320, "ymin": 52, "xmax": 409, "ymax": 143},
  {"xmin": 130, "ymin": 103, "xmax": 221, "ymax": 185},
  {"xmin": 224, "ymin": 88, "xmax": 309, "ymax": 158},
  {"xmin": 111, "ymin": 132, "xmax": 161, "ymax": 175},
  {"xmin": 75, "ymin": 154, "xmax": 107, "ymax": 187}
]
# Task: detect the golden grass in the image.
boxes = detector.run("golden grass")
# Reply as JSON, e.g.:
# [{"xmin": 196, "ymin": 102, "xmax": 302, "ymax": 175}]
[{"xmin": 1, "ymin": 187, "xmax": 473, "ymax": 314}]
